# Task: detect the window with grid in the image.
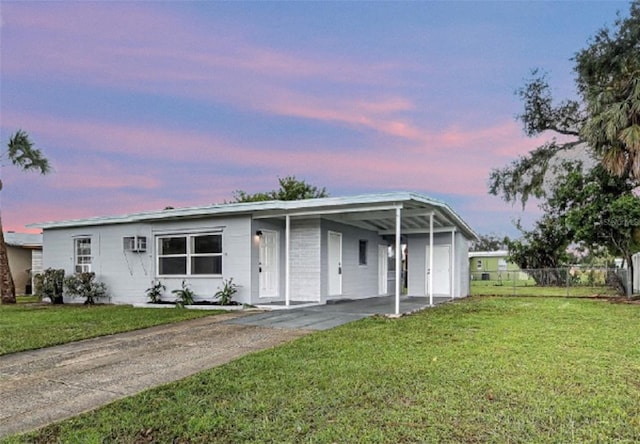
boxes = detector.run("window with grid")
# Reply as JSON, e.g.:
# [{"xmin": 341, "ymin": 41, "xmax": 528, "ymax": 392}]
[
  {"xmin": 157, "ymin": 233, "xmax": 222, "ymax": 276},
  {"xmin": 75, "ymin": 238, "xmax": 92, "ymax": 273}
]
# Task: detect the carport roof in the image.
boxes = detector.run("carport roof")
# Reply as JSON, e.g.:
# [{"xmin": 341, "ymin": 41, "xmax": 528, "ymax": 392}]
[{"xmin": 29, "ymin": 191, "xmax": 478, "ymax": 240}]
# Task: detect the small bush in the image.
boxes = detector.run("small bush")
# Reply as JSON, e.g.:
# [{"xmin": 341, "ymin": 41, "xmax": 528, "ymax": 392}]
[
  {"xmin": 64, "ymin": 272, "xmax": 108, "ymax": 305},
  {"xmin": 215, "ymin": 278, "xmax": 239, "ymax": 305},
  {"xmin": 34, "ymin": 268, "xmax": 65, "ymax": 304},
  {"xmin": 172, "ymin": 280, "xmax": 195, "ymax": 307},
  {"xmin": 146, "ymin": 280, "xmax": 166, "ymax": 303}
]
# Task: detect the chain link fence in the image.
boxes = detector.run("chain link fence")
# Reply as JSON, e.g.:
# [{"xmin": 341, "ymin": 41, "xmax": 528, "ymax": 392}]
[{"xmin": 470, "ymin": 267, "xmax": 631, "ymax": 297}]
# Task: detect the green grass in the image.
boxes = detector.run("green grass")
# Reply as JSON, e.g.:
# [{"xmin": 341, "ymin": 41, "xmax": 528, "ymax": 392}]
[
  {"xmin": 0, "ymin": 302, "xmax": 223, "ymax": 356},
  {"xmin": 471, "ymin": 280, "xmax": 619, "ymax": 297},
  {"xmin": 7, "ymin": 296, "xmax": 640, "ymax": 443}
]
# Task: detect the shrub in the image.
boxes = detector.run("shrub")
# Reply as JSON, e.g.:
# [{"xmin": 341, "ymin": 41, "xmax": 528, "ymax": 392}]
[
  {"xmin": 214, "ymin": 278, "xmax": 239, "ymax": 305},
  {"xmin": 63, "ymin": 272, "xmax": 108, "ymax": 305},
  {"xmin": 145, "ymin": 280, "xmax": 166, "ymax": 303},
  {"xmin": 33, "ymin": 268, "xmax": 65, "ymax": 304},
  {"xmin": 172, "ymin": 280, "xmax": 195, "ymax": 307}
]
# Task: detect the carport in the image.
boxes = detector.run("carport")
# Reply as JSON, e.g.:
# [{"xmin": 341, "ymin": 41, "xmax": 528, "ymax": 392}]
[{"xmin": 253, "ymin": 192, "xmax": 478, "ymax": 315}]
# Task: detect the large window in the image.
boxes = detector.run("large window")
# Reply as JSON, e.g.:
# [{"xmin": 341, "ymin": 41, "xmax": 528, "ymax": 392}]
[
  {"xmin": 75, "ymin": 237, "xmax": 92, "ymax": 273},
  {"xmin": 157, "ymin": 233, "xmax": 222, "ymax": 276}
]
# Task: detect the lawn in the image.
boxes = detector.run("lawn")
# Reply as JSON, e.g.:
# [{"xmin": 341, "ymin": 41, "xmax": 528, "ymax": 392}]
[
  {"xmin": 7, "ymin": 296, "xmax": 640, "ymax": 443},
  {"xmin": 0, "ymin": 299, "xmax": 223, "ymax": 355},
  {"xmin": 471, "ymin": 279, "xmax": 619, "ymax": 297}
]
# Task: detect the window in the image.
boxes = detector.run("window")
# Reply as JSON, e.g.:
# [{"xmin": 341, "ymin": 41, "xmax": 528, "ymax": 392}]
[
  {"xmin": 359, "ymin": 240, "xmax": 368, "ymax": 265},
  {"xmin": 75, "ymin": 237, "xmax": 92, "ymax": 273},
  {"xmin": 476, "ymin": 259, "xmax": 483, "ymax": 270},
  {"xmin": 498, "ymin": 258, "xmax": 507, "ymax": 271},
  {"xmin": 157, "ymin": 233, "xmax": 222, "ymax": 276}
]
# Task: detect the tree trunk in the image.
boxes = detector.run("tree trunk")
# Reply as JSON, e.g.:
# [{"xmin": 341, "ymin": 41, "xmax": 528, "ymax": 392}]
[{"xmin": 0, "ymin": 216, "xmax": 16, "ymax": 304}]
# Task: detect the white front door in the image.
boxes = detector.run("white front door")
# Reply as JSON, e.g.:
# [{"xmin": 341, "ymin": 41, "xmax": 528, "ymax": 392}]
[
  {"xmin": 378, "ymin": 245, "xmax": 388, "ymax": 295},
  {"xmin": 426, "ymin": 245, "xmax": 451, "ymax": 296},
  {"xmin": 328, "ymin": 231, "xmax": 342, "ymax": 296},
  {"xmin": 259, "ymin": 230, "xmax": 279, "ymax": 297}
]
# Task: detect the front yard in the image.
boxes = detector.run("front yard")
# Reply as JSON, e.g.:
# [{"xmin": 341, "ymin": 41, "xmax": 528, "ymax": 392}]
[
  {"xmin": 0, "ymin": 298, "xmax": 222, "ymax": 356},
  {"xmin": 6, "ymin": 296, "xmax": 640, "ymax": 443}
]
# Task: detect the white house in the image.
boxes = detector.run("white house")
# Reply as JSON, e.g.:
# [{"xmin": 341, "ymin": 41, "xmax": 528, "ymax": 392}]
[{"xmin": 30, "ymin": 192, "xmax": 478, "ymax": 313}]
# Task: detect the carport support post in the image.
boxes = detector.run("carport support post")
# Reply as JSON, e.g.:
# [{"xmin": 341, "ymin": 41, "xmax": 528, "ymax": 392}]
[
  {"xmin": 395, "ymin": 206, "xmax": 401, "ymax": 315},
  {"xmin": 429, "ymin": 212, "xmax": 434, "ymax": 306},
  {"xmin": 285, "ymin": 214, "xmax": 290, "ymax": 307}
]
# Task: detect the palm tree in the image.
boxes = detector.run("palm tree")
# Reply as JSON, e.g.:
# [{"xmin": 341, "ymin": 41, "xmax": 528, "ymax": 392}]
[{"xmin": 1, "ymin": 130, "xmax": 51, "ymax": 304}]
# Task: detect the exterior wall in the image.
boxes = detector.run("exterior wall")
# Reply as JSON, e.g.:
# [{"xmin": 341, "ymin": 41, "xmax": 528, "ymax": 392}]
[
  {"xmin": 406, "ymin": 231, "xmax": 471, "ymax": 298},
  {"xmin": 42, "ymin": 215, "xmax": 253, "ymax": 305},
  {"xmin": 7, "ymin": 245, "xmax": 35, "ymax": 295},
  {"xmin": 289, "ymin": 218, "xmax": 321, "ymax": 301},
  {"xmin": 320, "ymin": 220, "xmax": 387, "ymax": 302}
]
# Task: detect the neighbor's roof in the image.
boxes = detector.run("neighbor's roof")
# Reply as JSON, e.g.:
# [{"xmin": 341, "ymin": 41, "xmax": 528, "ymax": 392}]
[
  {"xmin": 4, "ymin": 232, "xmax": 43, "ymax": 248},
  {"xmin": 468, "ymin": 250, "xmax": 509, "ymax": 258},
  {"xmin": 28, "ymin": 192, "xmax": 478, "ymax": 240}
]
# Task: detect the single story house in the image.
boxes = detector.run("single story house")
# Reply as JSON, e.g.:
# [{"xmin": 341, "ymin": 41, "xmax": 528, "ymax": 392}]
[
  {"xmin": 30, "ymin": 192, "xmax": 478, "ymax": 314},
  {"xmin": 469, "ymin": 250, "xmax": 526, "ymax": 281},
  {"xmin": 4, "ymin": 232, "xmax": 43, "ymax": 295}
]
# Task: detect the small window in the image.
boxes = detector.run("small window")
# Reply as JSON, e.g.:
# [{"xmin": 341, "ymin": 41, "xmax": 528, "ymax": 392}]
[
  {"xmin": 476, "ymin": 259, "xmax": 483, "ymax": 270},
  {"xmin": 359, "ymin": 240, "xmax": 368, "ymax": 266},
  {"xmin": 498, "ymin": 259, "xmax": 507, "ymax": 271},
  {"xmin": 75, "ymin": 237, "xmax": 92, "ymax": 273}
]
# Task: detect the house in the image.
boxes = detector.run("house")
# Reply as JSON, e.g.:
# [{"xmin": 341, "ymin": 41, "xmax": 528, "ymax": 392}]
[
  {"xmin": 469, "ymin": 250, "xmax": 524, "ymax": 281},
  {"xmin": 30, "ymin": 192, "xmax": 478, "ymax": 313},
  {"xmin": 4, "ymin": 232, "xmax": 43, "ymax": 295}
]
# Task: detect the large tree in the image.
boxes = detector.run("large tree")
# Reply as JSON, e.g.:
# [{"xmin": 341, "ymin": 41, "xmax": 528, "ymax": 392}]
[
  {"xmin": 231, "ymin": 175, "xmax": 328, "ymax": 203},
  {"xmin": 489, "ymin": 2, "xmax": 640, "ymax": 289},
  {"xmin": 1, "ymin": 130, "xmax": 51, "ymax": 304}
]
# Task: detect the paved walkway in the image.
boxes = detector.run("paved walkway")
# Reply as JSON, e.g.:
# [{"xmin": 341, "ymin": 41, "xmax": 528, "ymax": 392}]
[
  {"xmin": 0, "ymin": 296, "xmax": 448, "ymax": 438},
  {"xmin": 0, "ymin": 312, "xmax": 310, "ymax": 438}
]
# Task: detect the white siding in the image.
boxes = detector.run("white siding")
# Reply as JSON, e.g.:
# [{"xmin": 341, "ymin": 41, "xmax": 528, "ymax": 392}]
[
  {"xmin": 42, "ymin": 216, "xmax": 253, "ymax": 305},
  {"xmin": 290, "ymin": 219, "xmax": 321, "ymax": 301}
]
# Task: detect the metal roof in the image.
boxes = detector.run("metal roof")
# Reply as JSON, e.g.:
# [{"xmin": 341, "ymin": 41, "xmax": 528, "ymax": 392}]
[
  {"xmin": 28, "ymin": 192, "xmax": 478, "ymax": 240},
  {"xmin": 4, "ymin": 232, "xmax": 43, "ymax": 248}
]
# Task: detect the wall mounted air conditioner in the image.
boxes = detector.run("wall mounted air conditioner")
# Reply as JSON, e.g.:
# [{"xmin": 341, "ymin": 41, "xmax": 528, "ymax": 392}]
[{"xmin": 123, "ymin": 236, "xmax": 147, "ymax": 253}]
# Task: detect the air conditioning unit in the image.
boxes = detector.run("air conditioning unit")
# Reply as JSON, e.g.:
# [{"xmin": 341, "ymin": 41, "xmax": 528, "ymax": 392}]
[{"xmin": 123, "ymin": 236, "xmax": 147, "ymax": 253}]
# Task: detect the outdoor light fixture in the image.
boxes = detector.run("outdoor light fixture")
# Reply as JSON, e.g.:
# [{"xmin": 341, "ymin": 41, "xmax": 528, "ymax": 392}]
[{"xmin": 256, "ymin": 230, "xmax": 263, "ymax": 236}]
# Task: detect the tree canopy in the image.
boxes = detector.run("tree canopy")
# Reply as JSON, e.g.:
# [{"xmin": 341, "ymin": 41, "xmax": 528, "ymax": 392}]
[
  {"xmin": 231, "ymin": 176, "xmax": 329, "ymax": 203},
  {"xmin": 1, "ymin": 130, "xmax": 51, "ymax": 303},
  {"xmin": 489, "ymin": 1, "xmax": 640, "ymax": 289}
]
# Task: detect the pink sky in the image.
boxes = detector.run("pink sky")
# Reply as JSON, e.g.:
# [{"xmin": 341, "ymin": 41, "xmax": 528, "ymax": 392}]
[{"xmin": 0, "ymin": 1, "xmax": 630, "ymax": 236}]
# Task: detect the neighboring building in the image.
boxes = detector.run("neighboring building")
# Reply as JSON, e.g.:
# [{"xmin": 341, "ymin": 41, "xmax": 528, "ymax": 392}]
[
  {"xmin": 4, "ymin": 232, "xmax": 43, "ymax": 295},
  {"xmin": 30, "ymin": 192, "xmax": 478, "ymax": 311},
  {"xmin": 469, "ymin": 250, "xmax": 523, "ymax": 281}
]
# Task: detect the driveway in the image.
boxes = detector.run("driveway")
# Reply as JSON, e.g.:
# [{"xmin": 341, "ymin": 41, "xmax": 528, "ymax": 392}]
[
  {"xmin": 227, "ymin": 295, "xmax": 448, "ymax": 330},
  {"xmin": 0, "ymin": 296, "xmax": 447, "ymax": 438},
  {"xmin": 0, "ymin": 312, "xmax": 310, "ymax": 439}
]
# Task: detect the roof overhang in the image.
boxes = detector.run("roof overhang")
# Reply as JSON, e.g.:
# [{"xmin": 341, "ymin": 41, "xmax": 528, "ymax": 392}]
[{"xmin": 28, "ymin": 192, "xmax": 478, "ymax": 241}]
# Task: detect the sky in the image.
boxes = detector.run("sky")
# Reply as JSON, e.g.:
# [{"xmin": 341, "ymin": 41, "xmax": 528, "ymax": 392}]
[{"xmin": 0, "ymin": 0, "xmax": 632, "ymax": 237}]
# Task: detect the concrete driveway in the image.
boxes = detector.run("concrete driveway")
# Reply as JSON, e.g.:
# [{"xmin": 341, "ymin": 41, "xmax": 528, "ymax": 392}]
[
  {"xmin": 227, "ymin": 295, "xmax": 447, "ymax": 330},
  {"xmin": 0, "ymin": 295, "xmax": 448, "ymax": 438}
]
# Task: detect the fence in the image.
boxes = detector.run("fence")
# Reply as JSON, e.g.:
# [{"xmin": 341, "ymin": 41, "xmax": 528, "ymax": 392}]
[{"xmin": 470, "ymin": 267, "xmax": 630, "ymax": 297}]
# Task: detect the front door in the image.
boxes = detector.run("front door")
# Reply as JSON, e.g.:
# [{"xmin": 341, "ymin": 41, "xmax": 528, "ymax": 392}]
[
  {"xmin": 259, "ymin": 230, "xmax": 279, "ymax": 297},
  {"xmin": 378, "ymin": 245, "xmax": 388, "ymax": 295},
  {"xmin": 426, "ymin": 245, "xmax": 451, "ymax": 296},
  {"xmin": 328, "ymin": 231, "xmax": 342, "ymax": 296}
]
